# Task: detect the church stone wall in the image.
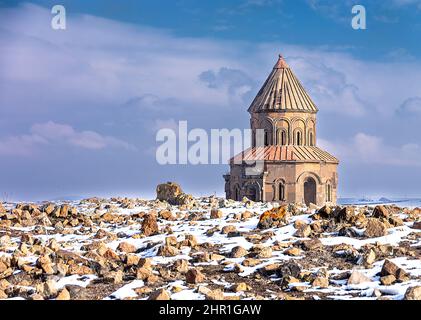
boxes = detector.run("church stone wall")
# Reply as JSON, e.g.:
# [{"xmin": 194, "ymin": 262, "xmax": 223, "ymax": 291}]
[
  {"xmin": 226, "ymin": 161, "xmax": 338, "ymax": 206},
  {"xmin": 251, "ymin": 112, "xmax": 317, "ymax": 147},
  {"xmin": 264, "ymin": 162, "xmax": 338, "ymax": 205}
]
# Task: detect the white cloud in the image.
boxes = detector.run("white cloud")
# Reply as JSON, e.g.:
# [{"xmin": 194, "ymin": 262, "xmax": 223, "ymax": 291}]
[
  {"xmin": 1, "ymin": 3, "xmax": 421, "ymax": 120},
  {"xmin": 153, "ymin": 119, "xmax": 179, "ymax": 132},
  {"xmin": 397, "ymin": 97, "xmax": 421, "ymax": 116},
  {"xmin": 0, "ymin": 121, "xmax": 135, "ymax": 156},
  {"xmin": 319, "ymin": 133, "xmax": 421, "ymax": 167},
  {"xmin": 288, "ymin": 57, "xmax": 367, "ymax": 116},
  {"xmin": 0, "ymin": 134, "xmax": 47, "ymax": 156},
  {"xmin": 199, "ymin": 67, "xmax": 254, "ymax": 105}
]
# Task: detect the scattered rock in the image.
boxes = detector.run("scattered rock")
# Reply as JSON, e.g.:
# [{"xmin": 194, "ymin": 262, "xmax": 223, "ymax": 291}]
[
  {"xmin": 126, "ymin": 254, "xmax": 140, "ymax": 267},
  {"xmin": 362, "ymin": 249, "xmax": 376, "ymax": 266},
  {"xmin": 141, "ymin": 214, "xmax": 159, "ymax": 236},
  {"xmin": 380, "ymin": 259, "xmax": 399, "ymax": 277},
  {"xmin": 242, "ymin": 258, "xmax": 261, "ymax": 267},
  {"xmin": 380, "ymin": 275, "xmax": 396, "ymax": 286},
  {"xmin": 103, "ymin": 270, "xmax": 123, "ymax": 284},
  {"xmin": 231, "ymin": 282, "xmax": 251, "ymax": 292},
  {"xmin": 0, "ymin": 289, "xmax": 7, "ymax": 299},
  {"xmin": 230, "ymin": 246, "xmax": 248, "ymax": 258},
  {"xmin": 102, "ymin": 248, "xmax": 120, "ymax": 261},
  {"xmin": 388, "ymin": 216, "xmax": 403, "ymax": 227},
  {"xmin": 256, "ymin": 246, "xmax": 272, "ymax": 259},
  {"xmin": 294, "ymin": 225, "xmax": 312, "ymax": 238},
  {"xmin": 156, "ymin": 182, "xmax": 195, "ymax": 207},
  {"xmin": 364, "ymin": 218, "xmax": 388, "ymax": 238},
  {"xmin": 136, "ymin": 267, "xmax": 152, "ymax": 280},
  {"xmin": 242, "ymin": 211, "xmax": 252, "ymax": 220},
  {"xmin": 380, "ymin": 259, "xmax": 409, "ymax": 282},
  {"xmin": 172, "ymin": 259, "xmax": 189, "ymax": 273},
  {"xmin": 404, "ymin": 286, "xmax": 421, "ymax": 300},
  {"xmin": 198, "ymin": 286, "xmax": 224, "ymax": 300},
  {"xmin": 284, "ymin": 247, "xmax": 303, "ymax": 256},
  {"xmin": 257, "ymin": 206, "xmax": 290, "ymax": 229},
  {"xmin": 56, "ymin": 288, "xmax": 71, "ymax": 300},
  {"xmin": 206, "ymin": 289, "xmax": 224, "ymax": 300},
  {"xmin": 210, "ymin": 253, "xmax": 225, "ymax": 261},
  {"xmin": 315, "ymin": 205, "xmax": 334, "ymax": 219},
  {"xmin": 117, "ymin": 242, "xmax": 137, "ymax": 253},
  {"xmin": 395, "ymin": 268, "xmax": 410, "ymax": 282},
  {"xmin": 29, "ymin": 293, "xmax": 45, "ymax": 300},
  {"xmin": 156, "ymin": 182, "xmax": 183, "ymax": 204},
  {"xmin": 412, "ymin": 221, "xmax": 421, "ymax": 230},
  {"xmin": 39, "ymin": 280, "xmax": 57, "ymax": 298},
  {"xmin": 281, "ymin": 275, "xmax": 300, "ymax": 289},
  {"xmin": 347, "ymin": 270, "xmax": 371, "ymax": 285},
  {"xmin": 312, "ymin": 277, "xmax": 329, "ymax": 288},
  {"xmin": 159, "ymin": 210, "xmax": 176, "ymax": 220},
  {"xmin": 183, "ymin": 234, "xmax": 198, "ymax": 247},
  {"xmin": 221, "ymin": 225, "xmax": 237, "ymax": 234},
  {"xmin": 148, "ymin": 288, "xmax": 170, "ymax": 300},
  {"xmin": 138, "ymin": 258, "xmax": 152, "ymax": 269},
  {"xmin": 210, "ymin": 209, "xmax": 223, "ymax": 219},
  {"xmin": 157, "ymin": 245, "xmax": 179, "ymax": 257},
  {"xmin": 334, "ymin": 206, "xmax": 355, "ymax": 223},
  {"xmin": 186, "ymin": 268, "xmax": 205, "ymax": 284},
  {"xmin": 277, "ymin": 261, "xmax": 302, "ymax": 279},
  {"xmin": 165, "ymin": 236, "xmax": 177, "ymax": 247},
  {"xmin": 293, "ymin": 220, "xmax": 307, "ymax": 229},
  {"xmin": 372, "ymin": 205, "xmax": 390, "ymax": 219},
  {"xmin": 301, "ymin": 238, "xmax": 323, "ymax": 251}
]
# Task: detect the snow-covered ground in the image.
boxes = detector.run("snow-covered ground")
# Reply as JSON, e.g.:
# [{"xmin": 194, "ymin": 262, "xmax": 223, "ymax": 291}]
[{"xmin": 0, "ymin": 197, "xmax": 420, "ymax": 300}]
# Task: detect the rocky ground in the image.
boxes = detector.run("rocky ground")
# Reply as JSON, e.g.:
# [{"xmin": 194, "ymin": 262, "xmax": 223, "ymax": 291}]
[{"xmin": 0, "ymin": 183, "xmax": 420, "ymax": 300}]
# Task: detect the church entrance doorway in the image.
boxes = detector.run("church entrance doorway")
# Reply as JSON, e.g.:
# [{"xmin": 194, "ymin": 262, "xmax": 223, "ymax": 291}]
[
  {"xmin": 304, "ymin": 177, "xmax": 317, "ymax": 205},
  {"xmin": 244, "ymin": 184, "xmax": 258, "ymax": 202}
]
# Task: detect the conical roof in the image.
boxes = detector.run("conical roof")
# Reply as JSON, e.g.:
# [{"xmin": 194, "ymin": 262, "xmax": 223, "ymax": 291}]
[
  {"xmin": 231, "ymin": 146, "xmax": 339, "ymax": 164},
  {"xmin": 248, "ymin": 55, "xmax": 318, "ymax": 113}
]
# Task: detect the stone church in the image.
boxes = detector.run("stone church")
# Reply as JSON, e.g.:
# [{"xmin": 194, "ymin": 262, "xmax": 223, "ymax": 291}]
[{"xmin": 224, "ymin": 55, "xmax": 339, "ymax": 206}]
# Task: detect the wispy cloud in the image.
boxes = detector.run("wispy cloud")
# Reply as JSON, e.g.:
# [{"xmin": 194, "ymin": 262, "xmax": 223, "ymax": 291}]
[
  {"xmin": 391, "ymin": 0, "xmax": 421, "ymax": 9},
  {"xmin": 0, "ymin": 121, "xmax": 136, "ymax": 156},
  {"xmin": 396, "ymin": 97, "xmax": 421, "ymax": 116},
  {"xmin": 320, "ymin": 133, "xmax": 421, "ymax": 167},
  {"xmin": 199, "ymin": 67, "xmax": 255, "ymax": 105}
]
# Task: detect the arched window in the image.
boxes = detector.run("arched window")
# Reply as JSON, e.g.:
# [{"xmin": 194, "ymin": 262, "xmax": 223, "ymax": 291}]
[
  {"xmin": 326, "ymin": 184, "xmax": 332, "ymax": 202},
  {"xmin": 281, "ymin": 130, "xmax": 287, "ymax": 145},
  {"xmin": 277, "ymin": 129, "xmax": 287, "ymax": 145},
  {"xmin": 264, "ymin": 131, "xmax": 269, "ymax": 146},
  {"xmin": 235, "ymin": 187, "xmax": 240, "ymax": 201},
  {"xmin": 309, "ymin": 132, "xmax": 314, "ymax": 146},
  {"xmin": 295, "ymin": 130, "xmax": 302, "ymax": 146},
  {"xmin": 279, "ymin": 182, "xmax": 285, "ymax": 201}
]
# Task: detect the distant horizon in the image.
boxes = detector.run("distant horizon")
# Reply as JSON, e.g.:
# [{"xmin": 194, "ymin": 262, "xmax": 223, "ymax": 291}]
[{"xmin": 3, "ymin": 190, "xmax": 421, "ymax": 203}]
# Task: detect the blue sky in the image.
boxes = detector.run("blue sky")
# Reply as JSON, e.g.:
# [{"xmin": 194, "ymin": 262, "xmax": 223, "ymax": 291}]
[
  {"xmin": 2, "ymin": 0, "xmax": 420, "ymax": 59},
  {"xmin": 1, "ymin": 1, "xmax": 421, "ymax": 201}
]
